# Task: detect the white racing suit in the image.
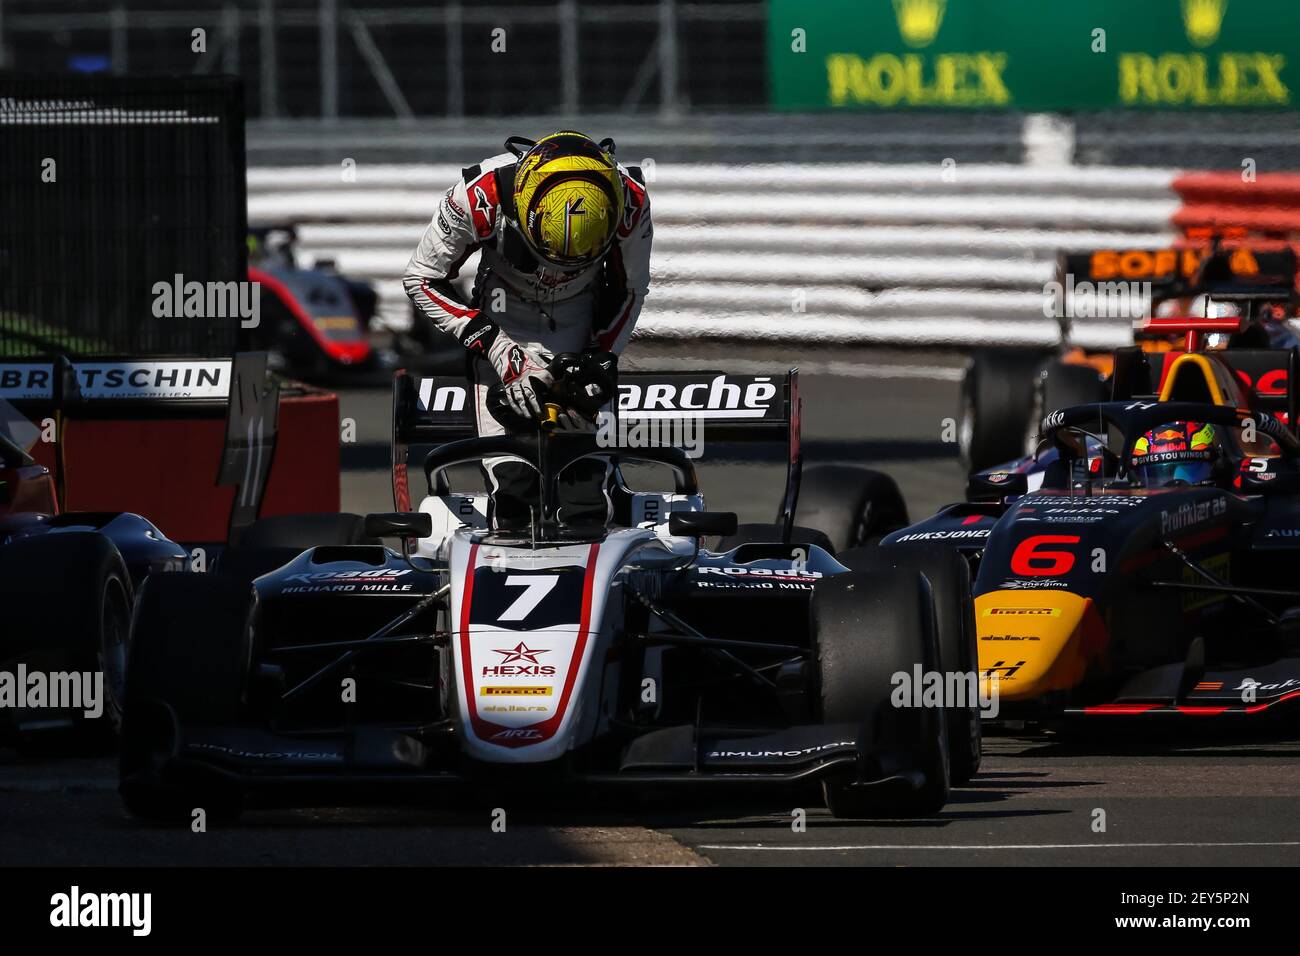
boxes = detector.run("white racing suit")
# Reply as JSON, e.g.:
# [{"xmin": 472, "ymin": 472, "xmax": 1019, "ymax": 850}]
[{"xmin": 403, "ymin": 151, "xmax": 653, "ymax": 529}]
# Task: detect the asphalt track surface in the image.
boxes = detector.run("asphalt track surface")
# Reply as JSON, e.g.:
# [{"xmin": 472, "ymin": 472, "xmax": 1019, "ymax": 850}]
[{"xmin": 3, "ymin": 345, "xmax": 1299, "ymax": 867}]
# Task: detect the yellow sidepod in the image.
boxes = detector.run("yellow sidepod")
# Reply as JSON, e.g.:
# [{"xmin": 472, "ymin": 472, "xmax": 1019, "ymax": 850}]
[{"xmin": 975, "ymin": 589, "xmax": 1108, "ymax": 702}]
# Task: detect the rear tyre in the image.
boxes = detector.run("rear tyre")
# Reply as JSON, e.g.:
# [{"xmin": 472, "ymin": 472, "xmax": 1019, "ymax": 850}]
[
  {"xmin": 0, "ymin": 533, "xmax": 133, "ymax": 753},
  {"xmin": 960, "ymin": 350, "xmax": 1042, "ymax": 471},
  {"xmin": 813, "ymin": 568, "xmax": 949, "ymax": 817},
  {"xmin": 233, "ymin": 512, "xmax": 374, "ymax": 549},
  {"xmin": 796, "ymin": 465, "xmax": 909, "ymax": 553},
  {"xmin": 1029, "ymin": 360, "xmax": 1106, "ymax": 450},
  {"xmin": 217, "ymin": 512, "xmax": 377, "ymax": 583},
  {"xmin": 119, "ymin": 574, "xmax": 255, "ymax": 823},
  {"xmin": 836, "ymin": 543, "xmax": 981, "ymax": 785},
  {"xmin": 715, "ymin": 523, "xmax": 835, "ymax": 555}
]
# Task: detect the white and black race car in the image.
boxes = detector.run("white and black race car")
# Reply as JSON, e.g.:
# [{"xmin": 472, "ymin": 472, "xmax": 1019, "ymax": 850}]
[{"xmin": 118, "ymin": 368, "xmax": 977, "ymax": 821}]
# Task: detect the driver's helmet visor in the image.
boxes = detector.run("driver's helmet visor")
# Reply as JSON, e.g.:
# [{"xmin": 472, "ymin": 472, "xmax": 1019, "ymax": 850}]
[
  {"xmin": 1130, "ymin": 421, "xmax": 1217, "ymax": 486},
  {"xmin": 502, "ymin": 219, "xmax": 589, "ymax": 274}
]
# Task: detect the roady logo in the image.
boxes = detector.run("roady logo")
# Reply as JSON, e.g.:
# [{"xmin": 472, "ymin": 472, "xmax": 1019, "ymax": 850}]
[
  {"xmin": 285, "ymin": 569, "xmax": 413, "ymax": 584},
  {"xmin": 282, "ymin": 568, "xmax": 415, "ymax": 593}
]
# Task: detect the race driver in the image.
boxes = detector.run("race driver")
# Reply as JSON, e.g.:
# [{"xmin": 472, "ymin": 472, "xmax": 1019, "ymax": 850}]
[
  {"xmin": 1131, "ymin": 421, "xmax": 1223, "ymax": 487},
  {"xmin": 403, "ymin": 131, "xmax": 653, "ymax": 531}
]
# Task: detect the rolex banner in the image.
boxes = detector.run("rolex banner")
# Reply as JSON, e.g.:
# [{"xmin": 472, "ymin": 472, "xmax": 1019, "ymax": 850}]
[{"xmin": 768, "ymin": 0, "xmax": 1300, "ymax": 110}]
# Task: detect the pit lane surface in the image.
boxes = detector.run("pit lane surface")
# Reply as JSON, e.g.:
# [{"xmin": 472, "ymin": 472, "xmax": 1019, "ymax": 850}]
[
  {"xmin": 3, "ymin": 346, "xmax": 1299, "ymax": 867},
  {"xmin": 4, "ymin": 734, "xmax": 1299, "ymax": 867}
]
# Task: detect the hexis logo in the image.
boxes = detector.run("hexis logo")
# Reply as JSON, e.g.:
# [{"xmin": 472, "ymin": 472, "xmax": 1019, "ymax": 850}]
[
  {"xmin": 494, "ymin": 642, "xmax": 548, "ymax": 665},
  {"xmin": 482, "ymin": 642, "xmax": 556, "ymax": 677}
]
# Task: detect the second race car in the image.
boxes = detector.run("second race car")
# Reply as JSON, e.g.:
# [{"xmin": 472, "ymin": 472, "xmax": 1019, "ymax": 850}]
[{"xmin": 876, "ymin": 396, "xmax": 1300, "ymax": 722}]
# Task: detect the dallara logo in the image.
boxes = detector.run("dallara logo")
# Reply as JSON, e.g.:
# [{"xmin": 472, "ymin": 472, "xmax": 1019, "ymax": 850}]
[
  {"xmin": 982, "ymin": 607, "xmax": 1061, "ymax": 617},
  {"xmin": 1182, "ymin": 0, "xmax": 1227, "ymax": 48},
  {"xmin": 893, "ymin": 0, "xmax": 945, "ymax": 48}
]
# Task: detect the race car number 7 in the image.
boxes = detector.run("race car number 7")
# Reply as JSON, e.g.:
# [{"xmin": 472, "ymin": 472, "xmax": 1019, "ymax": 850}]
[
  {"xmin": 498, "ymin": 575, "xmax": 560, "ymax": 621},
  {"xmin": 1010, "ymin": 535, "xmax": 1080, "ymax": 576}
]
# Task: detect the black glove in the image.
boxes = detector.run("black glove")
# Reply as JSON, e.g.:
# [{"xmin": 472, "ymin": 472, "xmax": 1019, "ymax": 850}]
[{"xmin": 547, "ymin": 350, "xmax": 618, "ymax": 417}]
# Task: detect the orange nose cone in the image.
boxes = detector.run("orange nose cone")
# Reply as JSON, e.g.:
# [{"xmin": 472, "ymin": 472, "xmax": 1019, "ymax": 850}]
[{"xmin": 975, "ymin": 591, "xmax": 1109, "ymax": 702}]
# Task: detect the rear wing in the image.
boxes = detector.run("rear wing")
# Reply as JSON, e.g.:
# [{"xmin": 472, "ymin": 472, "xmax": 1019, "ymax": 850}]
[
  {"xmin": 1110, "ymin": 345, "xmax": 1300, "ymax": 432},
  {"xmin": 1195, "ymin": 245, "xmax": 1298, "ymax": 303},
  {"xmin": 391, "ymin": 368, "xmax": 804, "ymax": 539},
  {"xmin": 0, "ymin": 354, "xmax": 282, "ymax": 543},
  {"xmin": 1057, "ymin": 245, "xmax": 1297, "ymax": 304},
  {"xmin": 0, "ymin": 356, "xmax": 233, "ymax": 408},
  {"xmin": 1058, "ymin": 247, "xmax": 1209, "ymax": 300}
]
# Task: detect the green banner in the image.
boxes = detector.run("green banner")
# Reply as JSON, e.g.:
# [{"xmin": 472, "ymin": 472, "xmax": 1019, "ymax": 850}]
[{"xmin": 768, "ymin": 0, "xmax": 1300, "ymax": 109}]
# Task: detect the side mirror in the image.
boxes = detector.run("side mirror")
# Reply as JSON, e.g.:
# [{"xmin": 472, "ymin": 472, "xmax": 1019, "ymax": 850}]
[
  {"xmin": 364, "ymin": 512, "xmax": 433, "ymax": 539},
  {"xmin": 966, "ymin": 470, "xmax": 1028, "ymax": 502},
  {"xmin": 669, "ymin": 511, "xmax": 738, "ymax": 538}
]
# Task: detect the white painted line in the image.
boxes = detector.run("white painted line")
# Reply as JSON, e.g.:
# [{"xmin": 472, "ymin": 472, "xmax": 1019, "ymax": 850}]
[
  {"xmin": 0, "ymin": 779, "xmax": 116, "ymax": 793},
  {"xmin": 698, "ymin": 841, "xmax": 1300, "ymax": 852},
  {"xmin": 841, "ymin": 364, "xmax": 965, "ymax": 381},
  {"xmin": 623, "ymin": 356, "xmax": 965, "ymax": 380}
]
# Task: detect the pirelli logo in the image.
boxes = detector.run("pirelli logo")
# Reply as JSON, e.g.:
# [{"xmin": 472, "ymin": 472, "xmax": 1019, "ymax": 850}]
[
  {"xmin": 981, "ymin": 607, "xmax": 1061, "ymax": 617},
  {"xmin": 480, "ymin": 686, "xmax": 552, "ymax": 697}
]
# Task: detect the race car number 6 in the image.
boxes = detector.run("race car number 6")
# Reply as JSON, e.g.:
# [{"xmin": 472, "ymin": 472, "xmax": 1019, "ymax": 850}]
[{"xmin": 1010, "ymin": 535, "xmax": 1080, "ymax": 576}]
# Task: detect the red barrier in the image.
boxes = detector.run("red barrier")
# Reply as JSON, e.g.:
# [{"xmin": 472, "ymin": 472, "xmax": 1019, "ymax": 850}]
[
  {"xmin": 1173, "ymin": 205, "xmax": 1300, "ymax": 237},
  {"xmin": 1173, "ymin": 172, "xmax": 1300, "ymax": 206},
  {"xmin": 261, "ymin": 392, "xmax": 341, "ymax": 518},
  {"xmin": 49, "ymin": 390, "xmax": 339, "ymax": 543},
  {"xmin": 1172, "ymin": 172, "xmax": 1300, "ymax": 238}
]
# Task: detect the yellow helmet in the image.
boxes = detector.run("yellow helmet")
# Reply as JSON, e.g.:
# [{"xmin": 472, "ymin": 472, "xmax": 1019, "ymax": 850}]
[{"xmin": 511, "ymin": 131, "xmax": 623, "ymax": 269}]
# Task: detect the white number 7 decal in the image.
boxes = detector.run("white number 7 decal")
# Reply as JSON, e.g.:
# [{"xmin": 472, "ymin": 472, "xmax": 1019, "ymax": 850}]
[{"xmin": 499, "ymin": 575, "xmax": 559, "ymax": 621}]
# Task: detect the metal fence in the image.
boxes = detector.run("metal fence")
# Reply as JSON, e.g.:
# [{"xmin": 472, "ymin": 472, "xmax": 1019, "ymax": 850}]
[
  {"xmin": 0, "ymin": 74, "xmax": 246, "ymax": 358},
  {"xmin": 0, "ymin": 0, "xmax": 767, "ymax": 118}
]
